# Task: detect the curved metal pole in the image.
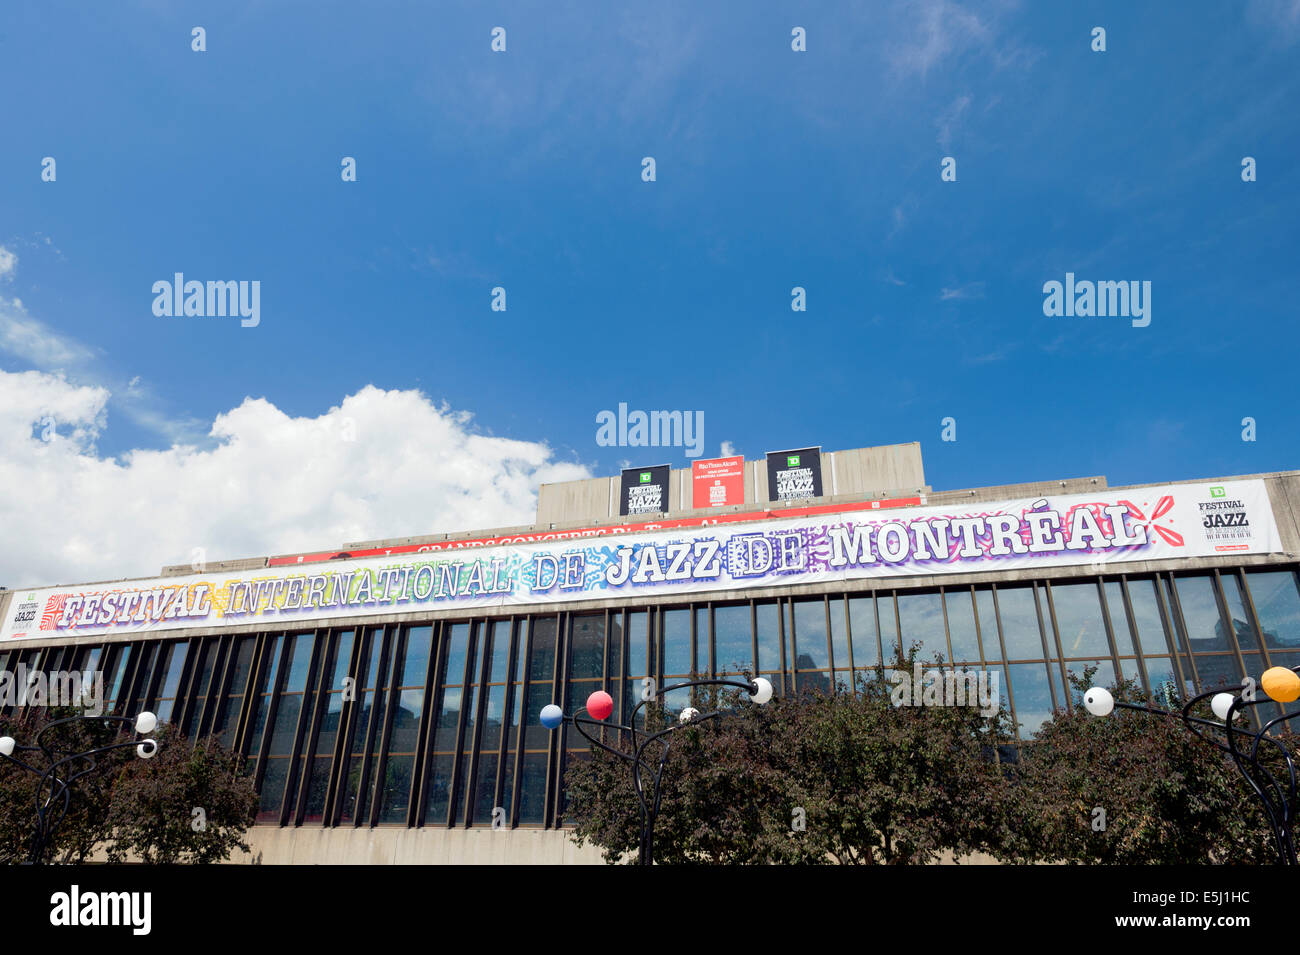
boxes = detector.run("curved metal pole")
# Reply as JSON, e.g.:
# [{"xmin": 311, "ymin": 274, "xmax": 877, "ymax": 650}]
[
  {"xmin": 1109, "ymin": 682, "xmax": 1300, "ymax": 865},
  {"xmin": 554, "ymin": 676, "xmax": 759, "ymax": 864},
  {"xmin": 0, "ymin": 715, "xmax": 154, "ymax": 864}
]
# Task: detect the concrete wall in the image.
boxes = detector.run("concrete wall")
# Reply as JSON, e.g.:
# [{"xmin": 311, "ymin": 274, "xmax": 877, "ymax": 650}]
[
  {"xmin": 535, "ymin": 442, "xmax": 928, "ymax": 526},
  {"xmin": 236, "ymin": 825, "xmax": 606, "ymax": 865}
]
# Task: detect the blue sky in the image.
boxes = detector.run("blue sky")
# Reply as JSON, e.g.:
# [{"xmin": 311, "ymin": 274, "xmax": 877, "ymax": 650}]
[{"xmin": 1, "ymin": 0, "xmax": 1298, "ymax": 582}]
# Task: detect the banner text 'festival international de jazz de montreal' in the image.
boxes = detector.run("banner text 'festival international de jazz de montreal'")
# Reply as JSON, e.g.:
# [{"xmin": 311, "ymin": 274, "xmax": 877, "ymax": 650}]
[{"xmin": 0, "ymin": 481, "xmax": 1279, "ymax": 641}]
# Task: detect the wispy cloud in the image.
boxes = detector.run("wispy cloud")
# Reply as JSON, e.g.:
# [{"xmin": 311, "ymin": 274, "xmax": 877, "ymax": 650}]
[
  {"xmin": 963, "ymin": 344, "xmax": 1016, "ymax": 364},
  {"xmin": 889, "ymin": 0, "xmax": 992, "ymax": 79},
  {"xmin": 0, "ymin": 251, "xmax": 206, "ymax": 446},
  {"xmin": 940, "ymin": 282, "xmax": 985, "ymax": 301},
  {"xmin": 936, "ymin": 94, "xmax": 972, "ymax": 150},
  {"xmin": 1248, "ymin": 0, "xmax": 1300, "ymax": 43},
  {"xmin": 0, "ymin": 297, "xmax": 98, "ymax": 368}
]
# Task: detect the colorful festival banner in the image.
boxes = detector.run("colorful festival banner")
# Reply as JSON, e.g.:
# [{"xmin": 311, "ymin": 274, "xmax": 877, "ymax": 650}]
[{"xmin": 1, "ymin": 480, "xmax": 1281, "ymax": 642}]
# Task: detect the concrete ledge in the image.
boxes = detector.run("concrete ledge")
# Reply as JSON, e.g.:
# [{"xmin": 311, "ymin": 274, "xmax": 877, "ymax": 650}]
[{"xmin": 235, "ymin": 825, "xmax": 606, "ymax": 865}]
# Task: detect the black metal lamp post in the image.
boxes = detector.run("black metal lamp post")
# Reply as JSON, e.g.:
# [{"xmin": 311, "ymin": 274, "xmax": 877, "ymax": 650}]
[
  {"xmin": 1083, "ymin": 665, "xmax": 1300, "ymax": 864},
  {"xmin": 0, "ymin": 710, "xmax": 161, "ymax": 864},
  {"xmin": 541, "ymin": 676, "xmax": 774, "ymax": 865}
]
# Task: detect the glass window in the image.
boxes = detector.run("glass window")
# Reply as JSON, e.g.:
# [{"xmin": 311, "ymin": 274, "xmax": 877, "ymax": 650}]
[
  {"xmin": 497, "ymin": 621, "xmax": 527, "ymax": 825},
  {"xmin": 714, "ymin": 604, "xmax": 753, "ymax": 675},
  {"xmin": 945, "ymin": 589, "xmax": 981, "ymax": 662},
  {"xmin": 695, "ymin": 606, "xmax": 709, "ymax": 676},
  {"xmin": 1102, "ymin": 582, "xmax": 1137, "ymax": 656},
  {"xmin": 524, "ymin": 617, "xmax": 557, "ymax": 747},
  {"xmin": 1008, "ymin": 662, "xmax": 1053, "ymax": 737},
  {"xmin": 259, "ymin": 632, "xmax": 318, "ymax": 823},
  {"xmin": 997, "ymin": 586, "xmax": 1044, "ymax": 660},
  {"xmin": 1246, "ymin": 570, "xmax": 1300, "ymax": 650},
  {"xmin": 792, "ymin": 598, "xmax": 829, "ymax": 670},
  {"xmin": 515, "ymin": 616, "xmax": 556, "ymax": 825},
  {"xmin": 183, "ymin": 639, "xmax": 219, "ymax": 738},
  {"xmin": 449, "ymin": 625, "xmax": 485, "ymax": 824},
  {"xmin": 661, "ymin": 609, "xmax": 691, "ymax": 677},
  {"xmin": 517, "ymin": 751, "xmax": 548, "ymax": 826},
  {"xmin": 1143, "ymin": 657, "xmax": 1180, "ymax": 707},
  {"xmin": 626, "ymin": 611, "xmax": 649, "ymax": 678},
  {"xmin": 303, "ymin": 630, "xmax": 354, "ymax": 824},
  {"xmin": 1174, "ymin": 575, "xmax": 1231, "ymax": 652},
  {"xmin": 1218, "ymin": 574, "xmax": 1259, "ymax": 651},
  {"xmin": 468, "ymin": 621, "xmax": 513, "ymax": 827},
  {"xmin": 1050, "ymin": 581, "xmax": 1110, "ymax": 658},
  {"xmin": 340, "ymin": 630, "xmax": 383, "ymax": 824},
  {"xmin": 1062, "ymin": 659, "xmax": 1116, "ymax": 701},
  {"xmin": 212, "ymin": 637, "xmax": 254, "ymax": 747},
  {"xmin": 1127, "ymin": 579, "xmax": 1172, "ymax": 656},
  {"xmin": 569, "ymin": 613, "xmax": 606, "ymax": 682},
  {"xmin": 848, "ymin": 596, "xmax": 879, "ymax": 672},
  {"xmin": 975, "ymin": 588, "xmax": 1000, "ymax": 661},
  {"xmin": 379, "ymin": 627, "xmax": 430, "ymax": 824},
  {"xmin": 152, "ymin": 641, "xmax": 189, "ymax": 723},
  {"xmin": 897, "ymin": 592, "xmax": 947, "ymax": 664},
  {"xmin": 828, "ymin": 597, "xmax": 849, "ymax": 673},
  {"xmin": 878, "ymin": 594, "xmax": 900, "ymax": 664},
  {"xmin": 244, "ymin": 634, "xmax": 285, "ymax": 759},
  {"xmin": 755, "ymin": 601, "xmax": 782, "ymax": 676}
]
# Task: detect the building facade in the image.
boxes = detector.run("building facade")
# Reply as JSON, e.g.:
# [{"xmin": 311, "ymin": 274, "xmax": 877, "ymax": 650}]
[{"xmin": 2, "ymin": 447, "xmax": 1298, "ymax": 864}]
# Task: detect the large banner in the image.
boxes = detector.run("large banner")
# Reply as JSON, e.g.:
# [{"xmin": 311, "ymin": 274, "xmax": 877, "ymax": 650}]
[
  {"xmin": 619, "ymin": 465, "xmax": 671, "ymax": 516},
  {"xmin": 767, "ymin": 447, "xmax": 823, "ymax": 502},
  {"xmin": 0, "ymin": 480, "xmax": 1282, "ymax": 642}
]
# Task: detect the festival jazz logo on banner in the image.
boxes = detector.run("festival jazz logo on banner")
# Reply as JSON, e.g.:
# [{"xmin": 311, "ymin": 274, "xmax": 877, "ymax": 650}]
[
  {"xmin": 692, "ymin": 455, "xmax": 745, "ymax": 509},
  {"xmin": 619, "ymin": 464, "xmax": 671, "ymax": 516},
  {"xmin": 766, "ymin": 447, "xmax": 823, "ymax": 502}
]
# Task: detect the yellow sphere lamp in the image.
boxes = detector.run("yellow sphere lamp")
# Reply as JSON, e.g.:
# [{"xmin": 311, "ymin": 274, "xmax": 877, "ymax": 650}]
[{"xmin": 1260, "ymin": 667, "xmax": 1300, "ymax": 703}]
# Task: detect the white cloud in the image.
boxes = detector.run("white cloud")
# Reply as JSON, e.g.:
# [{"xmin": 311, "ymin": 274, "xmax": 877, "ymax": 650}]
[
  {"xmin": 0, "ymin": 296, "xmax": 98, "ymax": 368},
  {"xmin": 0, "ymin": 247, "xmax": 16, "ymax": 281},
  {"xmin": 719, "ymin": 440, "xmax": 737, "ymax": 458},
  {"xmin": 890, "ymin": 0, "xmax": 992, "ymax": 79},
  {"xmin": 936, "ymin": 94, "xmax": 972, "ymax": 150},
  {"xmin": 0, "ymin": 370, "xmax": 591, "ymax": 588},
  {"xmin": 1248, "ymin": 0, "xmax": 1300, "ymax": 42},
  {"xmin": 940, "ymin": 282, "xmax": 985, "ymax": 301}
]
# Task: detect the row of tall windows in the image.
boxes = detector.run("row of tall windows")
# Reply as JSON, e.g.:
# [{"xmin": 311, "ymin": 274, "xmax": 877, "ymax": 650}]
[{"xmin": 2, "ymin": 566, "xmax": 1298, "ymax": 828}]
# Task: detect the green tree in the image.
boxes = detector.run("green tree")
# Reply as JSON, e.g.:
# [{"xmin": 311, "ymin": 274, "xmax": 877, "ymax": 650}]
[
  {"xmin": 565, "ymin": 653, "xmax": 1018, "ymax": 864},
  {"xmin": 104, "ymin": 725, "xmax": 258, "ymax": 864},
  {"xmin": 0, "ymin": 706, "xmax": 128, "ymax": 864},
  {"xmin": 1002, "ymin": 669, "xmax": 1274, "ymax": 865}
]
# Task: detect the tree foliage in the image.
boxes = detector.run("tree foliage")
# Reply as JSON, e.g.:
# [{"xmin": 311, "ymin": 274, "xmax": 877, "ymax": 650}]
[
  {"xmin": 999, "ymin": 669, "xmax": 1274, "ymax": 865},
  {"xmin": 566, "ymin": 655, "xmax": 1017, "ymax": 864},
  {"xmin": 0, "ymin": 707, "xmax": 128, "ymax": 864},
  {"xmin": 0, "ymin": 710, "xmax": 257, "ymax": 865},
  {"xmin": 565, "ymin": 658, "xmax": 1289, "ymax": 865},
  {"xmin": 105, "ymin": 725, "xmax": 258, "ymax": 864}
]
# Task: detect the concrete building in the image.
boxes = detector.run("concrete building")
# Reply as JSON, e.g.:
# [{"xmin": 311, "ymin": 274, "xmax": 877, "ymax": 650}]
[{"xmin": 1, "ymin": 444, "xmax": 1297, "ymax": 864}]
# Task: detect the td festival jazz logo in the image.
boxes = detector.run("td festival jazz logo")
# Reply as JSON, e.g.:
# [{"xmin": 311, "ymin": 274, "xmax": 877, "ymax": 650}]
[{"xmin": 1199, "ymin": 486, "xmax": 1253, "ymax": 551}]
